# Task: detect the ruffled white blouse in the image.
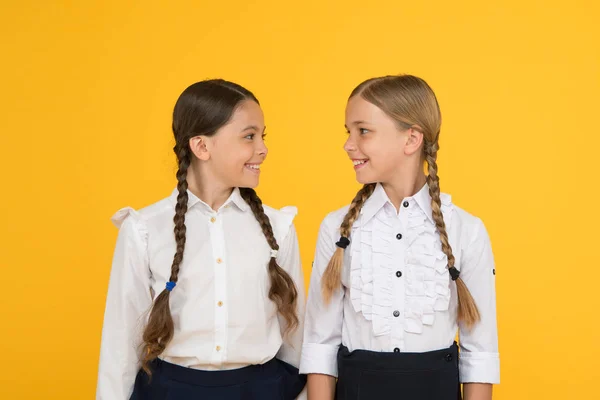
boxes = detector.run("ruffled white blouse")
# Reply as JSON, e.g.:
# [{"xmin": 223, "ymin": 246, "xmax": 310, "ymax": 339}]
[{"xmin": 299, "ymin": 183, "xmax": 499, "ymax": 384}]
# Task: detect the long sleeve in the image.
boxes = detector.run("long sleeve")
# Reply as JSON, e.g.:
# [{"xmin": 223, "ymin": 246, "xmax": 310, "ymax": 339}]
[
  {"xmin": 458, "ymin": 218, "xmax": 500, "ymax": 384},
  {"xmin": 299, "ymin": 214, "xmax": 345, "ymax": 378},
  {"xmin": 275, "ymin": 224, "xmax": 307, "ymax": 400},
  {"xmin": 275, "ymin": 224, "xmax": 306, "ymax": 367},
  {"xmin": 96, "ymin": 211, "xmax": 152, "ymax": 400}
]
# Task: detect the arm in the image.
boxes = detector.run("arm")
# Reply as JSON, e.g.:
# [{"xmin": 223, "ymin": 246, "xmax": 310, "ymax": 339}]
[
  {"xmin": 96, "ymin": 213, "xmax": 152, "ymax": 400},
  {"xmin": 275, "ymin": 224, "xmax": 307, "ymax": 400},
  {"xmin": 458, "ymin": 218, "xmax": 500, "ymax": 399},
  {"xmin": 299, "ymin": 216, "xmax": 345, "ymax": 400},
  {"xmin": 463, "ymin": 383, "xmax": 493, "ymax": 400},
  {"xmin": 307, "ymin": 374, "xmax": 336, "ymax": 400}
]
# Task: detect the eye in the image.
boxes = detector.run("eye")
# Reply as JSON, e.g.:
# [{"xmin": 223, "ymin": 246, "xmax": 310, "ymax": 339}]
[
  {"xmin": 359, "ymin": 128, "xmax": 369, "ymax": 135},
  {"xmin": 244, "ymin": 133, "xmax": 255, "ymax": 140}
]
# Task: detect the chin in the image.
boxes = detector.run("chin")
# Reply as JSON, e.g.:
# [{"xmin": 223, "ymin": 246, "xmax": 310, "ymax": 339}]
[
  {"xmin": 355, "ymin": 171, "xmax": 378, "ymax": 185},
  {"xmin": 239, "ymin": 178, "xmax": 260, "ymax": 189}
]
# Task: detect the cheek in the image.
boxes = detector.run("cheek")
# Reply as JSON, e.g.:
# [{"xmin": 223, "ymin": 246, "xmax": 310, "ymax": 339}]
[
  {"xmin": 364, "ymin": 140, "xmax": 403, "ymax": 169},
  {"xmin": 240, "ymin": 144, "xmax": 255, "ymax": 163},
  {"xmin": 228, "ymin": 146, "xmax": 256, "ymax": 172},
  {"xmin": 219, "ymin": 143, "xmax": 252, "ymax": 167},
  {"xmin": 360, "ymin": 137, "xmax": 392, "ymax": 160}
]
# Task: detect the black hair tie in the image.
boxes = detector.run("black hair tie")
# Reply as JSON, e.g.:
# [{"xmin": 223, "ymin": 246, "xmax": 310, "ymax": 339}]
[
  {"xmin": 335, "ymin": 236, "xmax": 350, "ymax": 249},
  {"xmin": 448, "ymin": 266, "xmax": 460, "ymax": 281}
]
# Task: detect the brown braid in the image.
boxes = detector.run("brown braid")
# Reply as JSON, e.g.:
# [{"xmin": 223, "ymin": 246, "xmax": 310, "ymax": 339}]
[
  {"xmin": 321, "ymin": 183, "xmax": 377, "ymax": 303},
  {"xmin": 141, "ymin": 145, "xmax": 190, "ymax": 374},
  {"xmin": 136, "ymin": 79, "xmax": 261, "ymax": 376},
  {"xmin": 425, "ymin": 141, "xmax": 480, "ymax": 328},
  {"xmin": 239, "ymin": 188, "xmax": 299, "ymax": 334}
]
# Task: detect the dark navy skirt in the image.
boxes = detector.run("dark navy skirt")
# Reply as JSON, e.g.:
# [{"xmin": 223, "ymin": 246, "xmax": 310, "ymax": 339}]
[
  {"xmin": 336, "ymin": 342, "xmax": 461, "ymax": 400},
  {"xmin": 130, "ymin": 357, "xmax": 306, "ymax": 400}
]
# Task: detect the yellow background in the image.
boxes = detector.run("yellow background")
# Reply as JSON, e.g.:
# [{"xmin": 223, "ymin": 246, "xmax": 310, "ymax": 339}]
[{"xmin": 1, "ymin": 1, "xmax": 598, "ymax": 399}]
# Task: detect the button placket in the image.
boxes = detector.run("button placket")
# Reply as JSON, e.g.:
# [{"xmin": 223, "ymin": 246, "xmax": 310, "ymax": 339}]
[
  {"xmin": 209, "ymin": 212, "xmax": 227, "ymax": 366},
  {"xmin": 395, "ymin": 232, "xmax": 403, "ymax": 278},
  {"xmin": 390, "ymin": 216, "xmax": 406, "ymax": 351}
]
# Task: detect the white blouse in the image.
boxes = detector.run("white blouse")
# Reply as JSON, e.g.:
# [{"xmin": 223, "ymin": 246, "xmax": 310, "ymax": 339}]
[
  {"xmin": 96, "ymin": 188, "xmax": 306, "ymax": 400},
  {"xmin": 299, "ymin": 183, "xmax": 499, "ymax": 384}
]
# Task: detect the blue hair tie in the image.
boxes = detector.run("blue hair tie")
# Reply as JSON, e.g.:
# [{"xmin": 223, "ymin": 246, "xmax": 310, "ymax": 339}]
[{"xmin": 166, "ymin": 281, "xmax": 176, "ymax": 291}]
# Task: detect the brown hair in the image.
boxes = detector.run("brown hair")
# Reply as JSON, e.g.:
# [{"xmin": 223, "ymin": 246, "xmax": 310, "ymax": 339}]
[
  {"xmin": 322, "ymin": 75, "xmax": 480, "ymax": 328},
  {"xmin": 141, "ymin": 80, "xmax": 298, "ymax": 373}
]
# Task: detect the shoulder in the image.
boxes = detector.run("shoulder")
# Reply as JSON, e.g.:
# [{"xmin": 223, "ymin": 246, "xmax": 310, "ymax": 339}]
[
  {"xmin": 324, "ymin": 205, "xmax": 350, "ymax": 225},
  {"xmin": 317, "ymin": 204, "xmax": 350, "ymax": 240},
  {"xmin": 110, "ymin": 196, "xmax": 174, "ymax": 237},
  {"xmin": 263, "ymin": 204, "xmax": 298, "ymax": 244},
  {"xmin": 450, "ymin": 200, "xmax": 489, "ymax": 248}
]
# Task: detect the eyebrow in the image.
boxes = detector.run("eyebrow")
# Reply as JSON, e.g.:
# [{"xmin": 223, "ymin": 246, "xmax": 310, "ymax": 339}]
[
  {"xmin": 241, "ymin": 125, "xmax": 266, "ymax": 133},
  {"xmin": 344, "ymin": 120, "xmax": 370, "ymax": 129}
]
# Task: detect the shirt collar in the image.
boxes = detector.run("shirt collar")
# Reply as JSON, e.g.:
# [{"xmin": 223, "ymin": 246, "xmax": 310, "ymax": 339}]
[
  {"xmin": 169, "ymin": 187, "xmax": 249, "ymax": 213},
  {"xmin": 360, "ymin": 182, "xmax": 435, "ymax": 225},
  {"xmin": 227, "ymin": 187, "xmax": 250, "ymax": 212}
]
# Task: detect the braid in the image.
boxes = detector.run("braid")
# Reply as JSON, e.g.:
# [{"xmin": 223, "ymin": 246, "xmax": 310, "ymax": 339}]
[
  {"xmin": 170, "ymin": 146, "xmax": 190, "ymax": 279},
  {"xmin": 321, "ymin": 183, "xmax": 376, "ymax": 303},
  {"xmin": 239, "ymin": 188, "xmax": 299, "ymax": 334},
  {"xmin": 425, "ymin": 141, "xmax": 480, "ymax": 328},
  {"xmin": 141, "ymin": 144, "xmax": 191, "ymax": 374}
]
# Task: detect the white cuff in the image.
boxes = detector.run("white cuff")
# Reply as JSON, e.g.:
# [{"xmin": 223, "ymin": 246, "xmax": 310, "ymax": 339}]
[
  {"xmin": 459, "ymin": 351, "xmax": 500, "ymax": 384},
  {"xmin": 299, "ymin": 343, "xmax": 339, "ymax": 377}
]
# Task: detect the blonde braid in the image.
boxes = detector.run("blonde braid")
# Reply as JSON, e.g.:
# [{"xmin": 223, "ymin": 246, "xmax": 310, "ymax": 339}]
[
  {"xmin": 321, "ymin": 183, "xmax": 376, "ymax": 303},
  {"xmin": 425, "ymin": 141, "xmax": 480, "ymax": 328}
]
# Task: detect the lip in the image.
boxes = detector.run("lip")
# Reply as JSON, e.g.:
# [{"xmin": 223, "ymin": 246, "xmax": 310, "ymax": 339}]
[
  {"xmin": 351, "ymin": 159, "xmax": 369, "ymax": 170},
  {"xmin": 245, "ymin": 163, "xmax": 261, "ymax": 174}
]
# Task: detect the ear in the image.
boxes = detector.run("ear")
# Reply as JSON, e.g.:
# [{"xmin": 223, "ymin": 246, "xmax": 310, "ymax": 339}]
[
  {"xmin": 189, "ymin": 136, "xmax": 210, "ymax": 161},
  {"xmin": 404, "ymin": 126, "xmax": 424, "ymax": 156}
]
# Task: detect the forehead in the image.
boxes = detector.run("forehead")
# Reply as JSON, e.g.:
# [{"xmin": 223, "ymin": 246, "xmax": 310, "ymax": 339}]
[
  {"xmin": 227, "ymin": 100, "xmax": 264, "ymax": 128},
  {"xmin": 345, "ymin": 96, "xmax": 389, "ymax": 125}
]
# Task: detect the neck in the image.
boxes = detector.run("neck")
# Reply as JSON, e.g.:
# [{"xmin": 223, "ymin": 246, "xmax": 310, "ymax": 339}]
[
  {"xmin": 381, "ymin": 168, "xmax": 427, "ymax": 212},
  {"xmin": 186, "ymin": 162, "xmax": 233, "ymax": 211}
]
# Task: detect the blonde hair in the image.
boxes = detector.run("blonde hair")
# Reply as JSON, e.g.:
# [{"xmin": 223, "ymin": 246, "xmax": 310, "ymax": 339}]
[{"xmin": 322, "ymin": 75, "xmax": 480, "ymax": 328}]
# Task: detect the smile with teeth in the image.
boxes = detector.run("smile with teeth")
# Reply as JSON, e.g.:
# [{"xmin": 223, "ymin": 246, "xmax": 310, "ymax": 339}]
[
  {"xmin": 352, "ymin": 159, "xmax": 369, "ymax": 169},
  {"xmin": 245, "ymin": 163, "xmax": 261, "ymax": 172}
]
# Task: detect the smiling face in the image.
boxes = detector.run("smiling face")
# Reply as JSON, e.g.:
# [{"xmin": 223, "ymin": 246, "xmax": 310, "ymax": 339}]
[
  {"xmin": 344, "ymin": 95, "xmax": 418, "ymax": 185},
  {"xmin": 196, "ymin": 100, "xmax": 267, "ymax": 189}
]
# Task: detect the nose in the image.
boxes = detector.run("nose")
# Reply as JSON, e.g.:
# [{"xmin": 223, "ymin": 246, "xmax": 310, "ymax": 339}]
[
  {"xmin": 256, "ymin": 137, "xmax": 268, "ymax": 158},
  {"xmin": 343, "ymin": 135, "xmax": 356, "ymax": 153}
]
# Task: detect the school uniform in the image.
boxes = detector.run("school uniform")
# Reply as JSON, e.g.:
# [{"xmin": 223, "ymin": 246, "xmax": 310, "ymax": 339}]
[
  {"xmin": 97, "ymin": 188, "xmax": 307, "ymax": 400},
  {"xmin": 299, "ymin": 183, "xmax": 499, "ymax": 400}
]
